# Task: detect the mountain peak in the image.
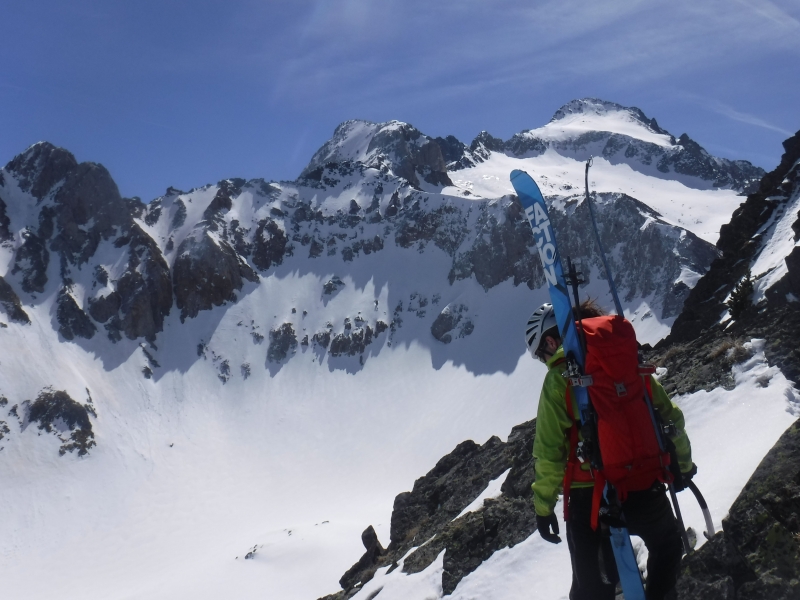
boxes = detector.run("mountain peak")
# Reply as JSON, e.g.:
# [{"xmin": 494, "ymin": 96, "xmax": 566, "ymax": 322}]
[
  {"xmin": 544, "ymin": 97, "xmax": 672, "ymax": 142},
  {"xmin": 4, "ymin": 142, "xmax": 78, "ymax": 200},
  {"xmin": 302, "ymin": 119, "xmax": 451, "ymax": 189}
]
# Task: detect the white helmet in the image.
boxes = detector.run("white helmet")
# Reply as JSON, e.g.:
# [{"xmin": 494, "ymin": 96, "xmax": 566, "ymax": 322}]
[{"xmin": 525, "ymin": 303, "xmax": 558, "ymax": 358}]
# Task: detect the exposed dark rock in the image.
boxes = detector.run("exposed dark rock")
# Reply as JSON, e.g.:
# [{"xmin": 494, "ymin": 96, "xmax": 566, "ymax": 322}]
[
  {"xmin": 88, "ymin": 291, "xmax": 121, "ymax": 323},
  {"xmin": 171, "ymin": 199, "xmax": 187, "ymax": 229},
  {"xmin": 0, "ymin": 276, "xmax": 30, "ymax": 324},
  {"xmin": 110, "ymin": 224, "xmax": 172, "ymax": 341},
  {"xmin": 202, "ymin": 184, "xmax": 234, "ymax": 230},
  {"xmin": 302, "ymin": 120, "xmax": 453, "ymax": 189},
  {"xmin": 125, "ymin": 197, "xmax": 146, "ymax": 220},
  {"xmin": 11, "ymin": 227, "xmax": 50, "ymax": 293},
  {"xmin": 144, "ymin": 198, "xmax": 162, "ymax": 226},
  {"xmin": 675, "ymin": 420, "xmax": 800, "ymax": 599},
  {"xmin": 395, "ymin": 201, "xmax": 469, "ymax": 256},
  {"xmin": 56, "ymin": 288, "xmax": 96, "ymax": 340},
  {"xmin": 49, "ymin": 161, "xmax": 130, "ymax": 269},
  {"xmin": 338, "ymin": 526, "xmax": 385, "ymax": 590},
  {"xmin": 434, "ymin": 135, "xmax": 476, "ymax": 170},
  {"xmin": 94, "ymin": 265, "xmax": 109, "ymax": 287},
  {"xmin": 252, "ymin": 218, "xmax": 288, "ymax": 271},
  {"xmin": 669, "ymin": 130, "xmax": 800, "ymax": 344},
  {"xmin": 786, "ymin": 246, "xmax": 800, "ymax": 295},
  {"xmin": 312, "ymin": 330, "xmax": 331, "ymax": 348},
  {"xmin": 471, "ymin": 131, "xmax": 506, "ymax": 154},
  {"xmin": 328, "ymin": 325, "xmax": 376, "ymax": 357},
  {"xmin": 267, "ymin": 323, "xmax": 298, "ymax": 363},
  {"xmin": 430, "ymin": 303, "xmax": 473, "ymax": 344},
  {"xmin": 0, "ymin": 194, "xmax": 12, "ymax": 241},
  {"xmin": 320, "ymin": 421, "xmax": 536, "ymax": 598},
  {"xmin": 5, "ymin": 142, "xmax": 78, "ymax": 200},
  {"xmin": 26, "ymin": 389, "xmax": 96, "ymax": 456},
  {"xmin": 172, "ymin": 228, "xmax": 258, "ymax": 322},
  {"xmin": 448, "ymin": 197, "xmax": 543, "ymax": 291},
  {"xmin": 406, "ymin": 496, "xmax": 537, "ymax": 595},
  {"xmin": 323, "ymin": 276, "xmax": 345, "ymax": 296}
]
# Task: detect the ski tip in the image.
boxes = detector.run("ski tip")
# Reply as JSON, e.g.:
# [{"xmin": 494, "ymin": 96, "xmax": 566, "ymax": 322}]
[{"xmin": 510, "ymin": 169, "xmax": 527, "ymax": 182}]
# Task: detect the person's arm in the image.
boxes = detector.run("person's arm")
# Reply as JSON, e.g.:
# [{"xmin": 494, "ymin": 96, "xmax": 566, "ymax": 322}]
[
  {"xmin": 531, "ymin": 370, "xmax": 573, "ymax": 516},
  {"xmin": 649, "ymin": 376, "xmax": 693, "ymax": 472}
]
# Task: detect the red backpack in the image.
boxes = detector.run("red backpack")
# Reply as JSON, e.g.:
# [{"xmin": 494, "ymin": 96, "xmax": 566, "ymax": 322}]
[{"xmin": 562, "ymin": 315, "xmax": 673, "ymax": 528}]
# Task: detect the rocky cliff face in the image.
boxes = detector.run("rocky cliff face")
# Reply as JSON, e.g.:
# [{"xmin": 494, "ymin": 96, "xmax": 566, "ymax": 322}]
[
  {"xmin": 667, "ymin": 130, "xmax": 800, "ymax": 377},
  {"xmin": 676, "ymin": 421, "xmax": 800, "ymax": 600},
  {"xmin": 319, "ymin": 420, "xmax": 537, "ymax": 600}
]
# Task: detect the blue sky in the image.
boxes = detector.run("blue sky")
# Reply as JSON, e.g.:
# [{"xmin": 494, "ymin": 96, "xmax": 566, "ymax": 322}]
[{"xmin": 2, "ymin": 0, "xmax": 798, "ymax": 202}]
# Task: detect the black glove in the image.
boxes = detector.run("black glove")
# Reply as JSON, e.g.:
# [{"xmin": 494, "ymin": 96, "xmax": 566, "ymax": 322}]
[
  {"xmin": 537, "ymin": 513, "xmax": 562, "ymax": 544},
  {"xmin": 673, "ymin": 463, "xmax": 698, "ymax": 492}
]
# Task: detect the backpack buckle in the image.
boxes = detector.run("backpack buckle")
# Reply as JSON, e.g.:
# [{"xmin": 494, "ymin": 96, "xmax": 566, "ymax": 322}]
[
  {"xmin": 564, "ymin": 358, "xmax": 592, "ymax": 387},
  {"xmin": 576, "ymin": 441, "xmax": 587, "ymax": 463}
]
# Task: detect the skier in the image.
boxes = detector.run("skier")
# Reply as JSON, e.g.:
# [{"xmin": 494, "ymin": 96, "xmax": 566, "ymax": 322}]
[{"xmin": 526, "ymin": 301, "xmax": 696, "ymax": 600}]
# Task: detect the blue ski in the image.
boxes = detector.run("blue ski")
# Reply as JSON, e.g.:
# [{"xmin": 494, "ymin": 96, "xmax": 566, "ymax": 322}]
[{"xmin": 510, "ymin": 169, "xmax": 646, "ymax": 600}]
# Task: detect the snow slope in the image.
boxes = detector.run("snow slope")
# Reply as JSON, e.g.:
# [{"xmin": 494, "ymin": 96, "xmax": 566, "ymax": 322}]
[{"xmin": 447, "ymin": 151, "xmax": 743, "ymax": 245}]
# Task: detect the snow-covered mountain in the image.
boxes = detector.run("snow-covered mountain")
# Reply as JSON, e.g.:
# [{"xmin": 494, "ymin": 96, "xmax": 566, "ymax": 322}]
[{"xmin": 0, "ymin": 99, "xmax": 790, "ymax": 600}]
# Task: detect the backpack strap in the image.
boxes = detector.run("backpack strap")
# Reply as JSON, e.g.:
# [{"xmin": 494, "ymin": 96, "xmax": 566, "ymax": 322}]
[{"xmin": 561, "ymin": 378, "xmax": 594, "ymax": 521}]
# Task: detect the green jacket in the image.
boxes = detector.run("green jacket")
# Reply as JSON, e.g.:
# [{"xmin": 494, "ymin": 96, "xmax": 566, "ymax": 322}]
[{"xmin": 531, "ymin": 347, "xmax": 693, "ymax": 517}]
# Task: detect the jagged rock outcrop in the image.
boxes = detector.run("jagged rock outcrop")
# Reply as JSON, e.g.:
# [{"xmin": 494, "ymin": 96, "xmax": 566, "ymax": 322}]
[
  {"xmin": 676, "ymin": 420, "xmax": 800, "ymax": 599},
  {"xmin": 90, "ymin": 224, "xmax": 172, "ymax": 341},
  {"xmin": 48, "ymin": 160, "xmax": 130, "ymax": 272},
  {"xmin": 338, "ymin": 526, "xmax": 385, "ymax": 591},
  {"xmin": 11, "ymin": 223, "xmax": 50, "ymax": 293},
  {"xmin": 25, "ymin": 389, "xmax": 96, "ymax": 456},
  {"xmin": 301, "ymin": 120, "xmax": 453, "ymax": 189},
  {"xmin": 318, "ymin": 420, "xmax": 537, "ymax": 599},
  {"xmin": 669, "ymin": 130, "xmax": 800, "ymax": 344},
  {"xmin": 5, "ymin": 142, "xmax": 78, "ymax": 200},
  {"xmin": 56, "ymin": 288, "xmax": 96, "ymax": 340},
  {"xmin": 267, "ymin": 323, "xmax": 298, "ymax": 363},
  {"xmin": 430, "ymin": 303, "xmax": 474, "ymax": 343},
  {"xmin": 0, "ymin": 194, "xmax": 12, "ymax": 242},
  {"xmin": 173, "ymin": 228, "xmax": 258, "ymax": 322},
  {"xmin": 0, "ymin": 276, "xmax": 30, "ymax": 324}
]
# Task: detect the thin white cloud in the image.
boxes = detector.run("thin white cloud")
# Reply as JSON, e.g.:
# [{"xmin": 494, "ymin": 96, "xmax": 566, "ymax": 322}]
[
  {"xmin": 732, "ymin": 0, "xmax": 800, "ymax": 29},
  {"xmin": 697, "ymin": 98, "xmax": 794, "ymax": 136},
  {"xmin": 232, "ymin": 0, "xmax": 798, "ymax": 111}
]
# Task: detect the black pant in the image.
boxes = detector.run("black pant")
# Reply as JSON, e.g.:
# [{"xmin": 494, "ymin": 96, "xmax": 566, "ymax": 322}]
[{"xmin": 566, "ymin": 483, "xmax": 683, "ymax": 600}]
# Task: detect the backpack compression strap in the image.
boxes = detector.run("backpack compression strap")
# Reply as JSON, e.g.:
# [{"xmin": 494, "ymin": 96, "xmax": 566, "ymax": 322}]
[{"xmin": 562, "ymin": 377, "xmax": 595, "ymax": 521}]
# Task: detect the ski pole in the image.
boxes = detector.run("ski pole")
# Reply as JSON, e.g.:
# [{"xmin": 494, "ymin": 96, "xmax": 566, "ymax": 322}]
[
  {"xmin": 584, "ymin": 158, "xmax": 624, "ymax": 317},
  {"xmin": 668, "ymin": 484, "xmax": 692, "ymax": 554},
  {"xmin": 687, "ymin": 480, "xmax": 716, "ymax": 539}
]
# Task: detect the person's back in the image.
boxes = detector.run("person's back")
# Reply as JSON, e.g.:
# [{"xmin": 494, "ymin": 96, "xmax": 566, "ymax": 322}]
[{"xmin": 525, "ymin": 301, "xmax": 696, "ymax": 600}]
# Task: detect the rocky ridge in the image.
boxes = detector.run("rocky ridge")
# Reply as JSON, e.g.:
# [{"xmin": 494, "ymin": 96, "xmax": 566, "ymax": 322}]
[{"xmin": 0, "ymin": 115, "xmax": 719, "ymax": 360}]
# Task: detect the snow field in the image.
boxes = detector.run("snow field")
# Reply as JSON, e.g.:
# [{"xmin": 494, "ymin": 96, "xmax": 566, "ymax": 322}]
[{"xmin": 0, "ymin": 242, "xmax": 551, "ymax": 599}]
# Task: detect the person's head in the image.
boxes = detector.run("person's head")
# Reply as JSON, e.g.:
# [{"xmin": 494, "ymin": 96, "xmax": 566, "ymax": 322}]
[
  {"xmin": 524, "ymin": 299, "xmax": 607, "ymax": 363},
  {"xmin": 525, "ymin": 304, "xmax": 560, "ymax": 363}
]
